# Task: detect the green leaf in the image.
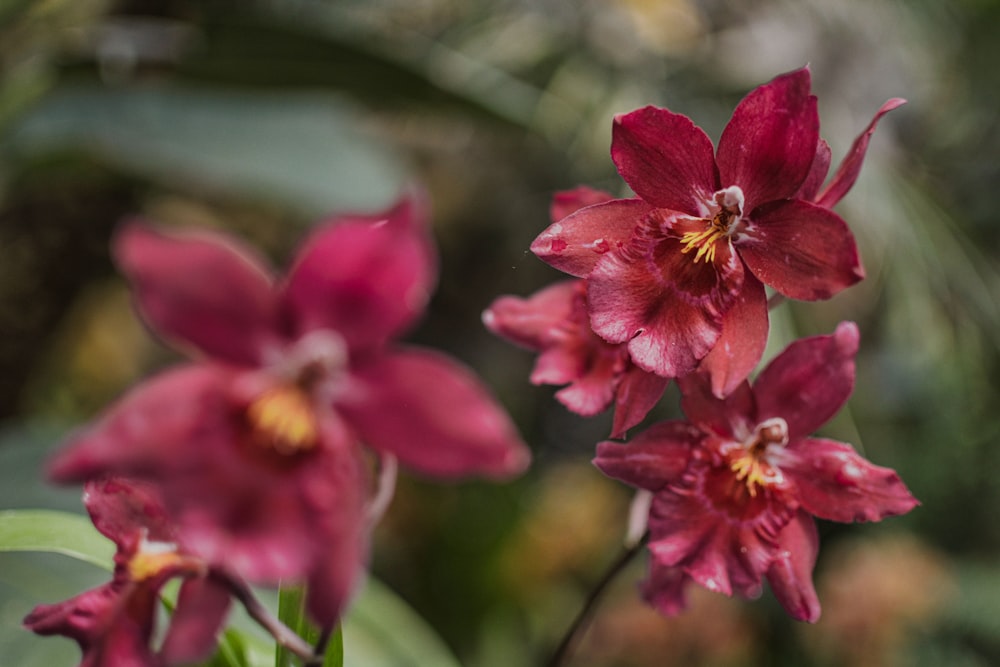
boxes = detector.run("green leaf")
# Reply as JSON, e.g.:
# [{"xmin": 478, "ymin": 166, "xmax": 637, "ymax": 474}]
[
  {"xmin": 0, "ymin": 509, "xmax": 113, "ymax": 569},
  {"xmin": 275, "ymin": 583, "xmax": 343, "ymax": 667}
]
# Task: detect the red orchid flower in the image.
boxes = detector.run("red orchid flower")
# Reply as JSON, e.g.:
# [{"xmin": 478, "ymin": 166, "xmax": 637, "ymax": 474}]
[
  {"xmin": 532, "ymin": 67, "xmax": 903, "ymax": 397},
  {"xmin": 48, "ymin": 193, "xmax": 530, "ymax": 628},
  {"xmin": 593, "ymin": 323, "xmax": 918, "ymax": 622},
  {"xmin": 484, "ymin": 187, "xmax": 667, "ymax": 437},
  {"xmin": 24, "ymin": 478, "xmax": 230, "ymax": 667}
]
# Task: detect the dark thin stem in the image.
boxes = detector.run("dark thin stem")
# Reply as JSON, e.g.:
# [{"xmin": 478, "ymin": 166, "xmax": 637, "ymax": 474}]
[
  {"xmin": 546, "ymin": 532, "xmax": 649, "ymax": 667},
  {"xmin": 311, "ymin": 627, "xmax": 332, "ymax": 664}
]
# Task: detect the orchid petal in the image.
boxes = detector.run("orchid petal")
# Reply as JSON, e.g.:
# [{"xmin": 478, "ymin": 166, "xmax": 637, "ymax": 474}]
[
  {"xmin": 697, "ymin": 275, "xmax": 768, "ymax": 399},
  {"xmin": 640, "ymin": 562, "xmax": 690, "ymax": 617},
  {"xmin": 781, "ymin": 438, "xmax": 920, "ymax": 523},
  {"xmin": 766, "ymin": 511, "xmax": 821, "ymax": 622},
  {"xmin": 677, "ymin": 372, "xmax": 755, "ymax": 438},
  {"xmin": 795, "ymin": 139, "xmax": 832, "ymax": 201},
  {"xmin": 610, "ymin": 366, "xmax": 669, "ymax": 438},
  {"xmin": 113, "ymin": 222, "xmax": 278, "ymax": 366},
  {"xmin": 340, "ymin": 347, "xmax": 530, "ymax": 479},
  {"xmin": 815, "ymin": 98, "xmax": 906, "ymax": 208},
  {"xmin": 593, "ymin": 421, "xmax": 701, "ymax": 491},
  {"xmin": 553, "ymin": 349, "xmax": 621, "ymax": 416},
  {"xmin": 482, "ymin": 281, "xmax": 578, "ymax": 351},
  {"xmin": 530, "ymin": 198, "xmax": 653, "ymax": 277},
  {"xmin": 282, "ymin": 193, "xmax": 437, "ymax": 352},
  {"xmin": 160, "ymin": 577, "xmax": 233, "ymax": 664},
  {"xmin": 550, "ymin": 186, "xmax": 614, "ymax": 222},
  {"xmin": 611, "ymin": 106, "xmax": 719, "ymax": 214},
  {"xmin": 753, "ymin": 321, "xmax": 859, "ymax": 439},
  {"xmin": 84, "ymin": 477, "xmax": 174, "ymax": 546},
  {"xmin": 717, "ymin": 68, "xmax": 819, "ymax": 207},
  {"xmin": 738, "ymin": 199, "xmax": 864, "ymax": 300}
]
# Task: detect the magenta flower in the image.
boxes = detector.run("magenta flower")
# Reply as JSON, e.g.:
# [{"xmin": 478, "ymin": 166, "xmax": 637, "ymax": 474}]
[
  {"xmin": 48, "ymin": 193, "xmax": 530, "ymax": 627},
  {"xmin": 532, "ymin": 67, "xmax": 903, "ymax": 396},
  {"xmin": 484, "ymin": 187, "xmax": 667, "ymax": 437},
  {"xmin": 593, "ymin": 323, "xmax": 918, "ymax": 622},
  {"xmin": 24, "ymin": 478, "xmax": 230, "ymax": 667}
]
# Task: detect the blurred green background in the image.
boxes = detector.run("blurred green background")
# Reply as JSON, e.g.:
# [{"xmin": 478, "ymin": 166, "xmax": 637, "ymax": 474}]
[{"xmin": 1, "ymin": 0, "xmax": 999, "ymax": 665}]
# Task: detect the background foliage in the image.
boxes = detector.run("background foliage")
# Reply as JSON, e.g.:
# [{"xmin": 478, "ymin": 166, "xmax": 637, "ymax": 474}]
[{"xmin": 1, "ymin": 0, "xmax": 999, "ymax": 665}]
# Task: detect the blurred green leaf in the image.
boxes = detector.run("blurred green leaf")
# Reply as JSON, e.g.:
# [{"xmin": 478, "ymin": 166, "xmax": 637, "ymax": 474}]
[{"xmin": 0, "ymin": 509, "xmax": 112, "ymax": 569}]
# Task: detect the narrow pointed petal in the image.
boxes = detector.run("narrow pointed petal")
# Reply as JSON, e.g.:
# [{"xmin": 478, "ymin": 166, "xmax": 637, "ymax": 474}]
[
  {"xmin": 611, "ymin": 106, "xmax": 719, "ymax": 213},
  {"xmin": 753, "ymin": 321, "xmax": 859, "ymax": 439},
  {"xmin": 593, "ymin": 421, "xmax": 701, "ymax": 491},
  {"xmin": 282, "ymin": 193, "xmax": 437, "ymax": 352},
  {"xmin": 697, "ymin": 275, "xmax": 768, "ymax": 399},
  {"xmin": 550, "ymin": 186, "xmax": 613, "ymax": 222},
  {"xmin": 780, "ymin": 438, "xmax": 919, "ymax": 523},
  {"xmin": 766, "ymin": 511, "xmax": 821, "ymax": 622},
  {"xmin": 482, "ymin": 281, "xmax": 578, "ymax": 351},
  {"xmin": 738, "ymin": 199, "xmax": 864, "ymax": 300},
  {"xmin": 610, "ymin": 366, "xmax": 669, "ymax": 438},
  {"xmin": 717, "ymin": 68, "xmax": 819, "ymax": 207},
  {"xmin": 114, "ymin": 222, "xmax": 278, "ymax": 365},
  {"xmin": 530, "ymin": 198, "xmax": 653, "ymax": 277},
  {"xmin": 795, "ymin": 139, "xmax": 832, "ymax": 201},
  {"xmin": 159, "ymin": 577, "xmax": 232, "ymax": 664},
  {"xmin": 339, "ymin": 348, "xmax": 530, "ymax": 479},
  {"xmin": 815, "ymin": 98, "xmax": 906, "ymax": 208},
  {"xmin": 677, "ymin": 372, "xmax": 755, "ymax": 438}
]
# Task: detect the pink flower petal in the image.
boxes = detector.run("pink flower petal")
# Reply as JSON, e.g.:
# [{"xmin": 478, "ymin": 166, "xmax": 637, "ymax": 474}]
[
  {"xmin": 795, "ymin": 139, "xmax": 832, "ymax": 201},
  {"xmin": 282, "ymin": 193, "xmax": 437, "ymax": 352},
  {"xmin": 737, "ymin": 199, "xmax": 864, "ymax": 300},
  {"xmin": 717, "ymin": 67, "xmax": 819, "ymax": 208},
  {"xmin": 592, "ymin": 421, "xmax": 701, "ymax": 491},
  {"xmin": 553, "ymin": 348, "xmax": 622, "ymax": 416},
  {"xmin": 815, "ymin": 98, "xmax": 906, "ymax": 209},
  {"xmin": 339, "ymin": 347, "xmax": 530, "ymax": 479},
  {"xmin": 765, "ymin": 511, "xmax": 821, "ymax": 622},
  {"xmin": 159, "ymin": 577, "xmax": 232, "ymax": 664},
  {"xmin": 530, "ymin": 198, "xmax": 653, "ymax": 277},
  {"xmin": 113, "ymin": 222, "xmax": 278, "ymax": 366},
  {"xmin": 611, "ymin": 106, "xmax": 719, "ymax": 213},
  {"xmin": 753, "ymin": 321, "xmax": 859, "ymax": 439},
  {"xmin": 84, "ymin": 477, "xmax": 174, "ymax": 546},
  {"xmin": 780, "ymin": 438, "xmax": 920, "ymax": 523},
  {"xmin": 610, "ymin": 366, "xmax": 669, "ymax": 438},
  {"xmin": 677, "ymin": 372, "xmax": 755, "ymax": 438},
  {"xmin": 549, "ymin": 186, "xmax": 613, "ymax": 222},
  {"xmin": 482, "ymin": 281, "xmax": 578, "ymax": 352},
  {"xmin": 640, "ymin": 561, "xmax": 690, "ymax": 617},
  {"xmin": 697, "ymin": 275, "xmax": 768, "ymax": 399}
]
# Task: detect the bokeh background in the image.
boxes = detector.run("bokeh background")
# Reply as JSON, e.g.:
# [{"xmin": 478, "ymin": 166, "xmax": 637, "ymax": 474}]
[{"xmin": 1, "ymin": 0, "xmax": 998, "ymax": 665}]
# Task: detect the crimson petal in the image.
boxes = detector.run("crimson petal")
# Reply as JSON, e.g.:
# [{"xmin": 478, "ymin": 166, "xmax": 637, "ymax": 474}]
[
  {"xmin": 339, "ymin": 347, "xmax": 530, "ymax": 479},
  {"xmin": 159, "ymin": 577, "xmax": 232, "ymax": 664},
  {"xmin": 738, "ymin": 199, "xmax": 863, "ymax": 301},
  {"xmin": 549, "ymin": 186, "xmax": 614, "ymax": 222},
  {"xmin": 610, "ymin": 366, "xmax": 669, "ymax": 438},
  {"xmin": 795, "ymin": 139, "xmax": 832, "ymax": 201},
  {"xmin": 593, "ymin": 421, "xmax": 701, "ymax": 492},
  {"xmin": 717, "ymin": 68, "xmax": 819, "ymax": 208},
  {"xmin": 697, "ymin": 275, "xmax": 768, "ymax": 399},
  {"xmin": 114, "ymin": 222, "xmax": 278, "ymax": 366},
  {"xmin": 640, "ymin": 561, "xmax": 690, "ymax": 617},
  {"xmin": 678, "ymin": 372, "xmax": 755, "ymax": 439},
  {"xmin": 765, "ymin": 511, "xmax": 821, "ymax": 622},
  {"xmin": 482, "ymin": 281, "xmax": 578, "ymax": 352}
]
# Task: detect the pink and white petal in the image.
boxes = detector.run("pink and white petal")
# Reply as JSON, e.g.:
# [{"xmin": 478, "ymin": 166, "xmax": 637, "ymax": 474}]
[
  {"xmin": 717, "ymin": 68, "xmax": 819, "ymax": 207},
  {"xmin": 530, "ymin": 198, "xmax": 654, "ymax": 277},
  {"xmin": 550, "ymin": 186, "xmax": 614, "ymax": 222},
  {"xmin": 766, "ymin": 511, "xmax": 821, "ymax": 622},
  {"xmin": 482, "ymin": 281, "xmax": 579, "ymax": 351},
  {"xmin": 282, "ymin": 193, "xmax": 437, "ymax": 352},
  {"xmin": 697, "ymin": 275, "xmax": 768, "ymax": 399},
  {"xmin": 795, "ymin": 139, "xmax": 832, "ymax": 202},
  {"xmin": 593, "ymin": 421, "xmax": 701, "ymax": 492},
  {"xmin": 159, "ymin": 577, "xmax": 232, "ymax": 664},
  {"xmin": 339, "ymin": 347, "xmax": 530, "ymax": 479},
  {"xmin": 753, "ymin": 321, "xmax": 859, "ymax": 439},
  {"xmin": 640, "ymin": 562, "xmax": 690, "ymax": 617},
  {"xmin": 677, "ymin": 372, "xmax": 755, "ymax": 439},
  {"xmin": 780, "ymin": 438, "xmax": 919, "ymax": 523},
  {"xmin": 815, "ymin": 98, "xmax": 907, "ymax": 209},
  {"xmin": 83, "ymin": 477, "xmax": 174, "ymax": 546},
  {"xmin": 738, "ymin": 199, "xmax": 864, "ymax": 301},
  {"xmin": 610, "ymin": 366, "xmax": 669, "ymax": 438},
  {"xmin": 114, "ymin": 222, "xmax": 278, "ymax": 366},
  {"xmin": 611, "ymin": 106, "xmax": 719, "ymax": 213}
]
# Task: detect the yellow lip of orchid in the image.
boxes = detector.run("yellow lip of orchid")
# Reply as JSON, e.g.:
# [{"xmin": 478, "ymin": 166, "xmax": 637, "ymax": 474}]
[{"xmin": 246, "ymin": 385, "xmax": 320, "ymax": 455}]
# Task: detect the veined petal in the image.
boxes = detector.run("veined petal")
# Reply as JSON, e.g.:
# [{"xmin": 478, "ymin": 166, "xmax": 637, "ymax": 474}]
[
  {"xmin": 678, "ymin": 372, "xmax": 755, "ymax": 439},
  {"xmin": 593, "ymin": 421, "xmax": 701, "ymax": 492},
  {"xmin": 113, "ymin": 222, "xmax": 278, "ymax": 366},
  {"xmin": 780, "ymin": 438, "xmax": 919, "ymax": 523},
  {"xmin": 753, "ymin": 321, "xmax": 859, "ymax": 439},
  {"xmin": 550, "ymin": 186, "xmax": 614, "ymax": 222},
  {"xmin": 610, "ymin": 366, "xmax": 669, "ymax": 438},
  {"xmin": 482, "ymin": 281, "xmax": 578, "ymax": 351},
  {"xmin": 339, "ymin": 347, "xmax": 530, "ymax": 479},
  {"xmin": 159, "ymin": 577, "xmax": 232, "ymax": 664},
  {"xmin": 815, "ymin": 98, "xmax": 906, "ymax": 209},
  {"xmin": 282, "ymin": 193, "xmax": 437, "ymax": 352},
  {"xmin": 717, "ymin": 67, "xmax": 819, "ymax": 207},
  {"xmin": 530, "ymin": 198, "xmax": 653, "ymax": 277},
  {"xmin": 795, "ymin": 139, "xmax": 832, "ymax": 201},
  {"xmin": 611, "ymin": 106, "xmax": 719, "ymax": 213},
  {"xmin": 766, "ymin": 511, "xmax": 821, "ymax": 622},
  {"xmin": 697, "ymin": 275, "xmax": 769, "ymax": 399},
  {"xmin": 738, "ymin": 199, "xmax": 864, "ymax": 301}
]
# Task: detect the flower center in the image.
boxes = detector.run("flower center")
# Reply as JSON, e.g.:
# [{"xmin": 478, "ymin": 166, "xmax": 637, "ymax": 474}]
[
  {"xmin": 246, "ymin": 385, "xmax": 319, "ymax": 455},
  {"xmin": 679, "ymin": 186, "xmax": 744, "ymax": 264},
  {"xmin": 127, "ymin": 537, "xmax": 203, "ymax": 582},
  {"xmin": 726, "ymin": 417, "xmax": 787, "ymax": 498}
]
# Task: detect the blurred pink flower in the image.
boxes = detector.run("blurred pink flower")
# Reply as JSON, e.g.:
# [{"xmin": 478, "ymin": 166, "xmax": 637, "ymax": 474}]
[
  {"xmin": 49, "ymin": 193, "xmax": 529, "ymax": 627},
  {"xmin": 24, "ymin": 478, "xmax": 229, "ymax": 667},
  {"xmin": 532, "ymin": 68, "xmax": 902, "ymax": 397},
  {"xmin": 594, "ymin": 323, "xmax": 918, "ymax": 622},
  {"xmin": 485, "ymin": 187, "xmax": 667, "ymax": 437}
]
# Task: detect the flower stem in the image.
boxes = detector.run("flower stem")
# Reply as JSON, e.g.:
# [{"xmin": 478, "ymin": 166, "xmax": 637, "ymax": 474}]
[{"xmin": 545, "ymin": 532, "xmax": 649, "ymax": 667}]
